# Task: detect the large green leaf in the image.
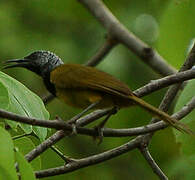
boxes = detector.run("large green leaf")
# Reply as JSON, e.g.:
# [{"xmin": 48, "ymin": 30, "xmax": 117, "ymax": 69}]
[
  {"xmin": 0, "ymin": 127, "xmax": 18, "ymax": 180},
  {"xmin": 14, "ymin": 137, "xmax": 41, "ymax": 171},
  {"xmin": 167, "ymin": 155, "xmax": 195, "ymax": 179},
  {"xmin": 15, "ymin": 150, "xmax": 36, "ymax": 180},
  {"xmin": 0, "ymin": 81, "xmax": 10, "ymax": 124},
  {"xmin": 0, "ymin": 81, "xmax": 9, "ymax": 109},
  {"xmin": 0, "ymin": 71, "xmax": 49, "ymax": 141},
  {"xmin": 174, "ymin": 80, "xmax": 195, "ymax": 156},
  {"xmin": 157, "ymin": 1, "xmax": 195, "ymax": 68}
]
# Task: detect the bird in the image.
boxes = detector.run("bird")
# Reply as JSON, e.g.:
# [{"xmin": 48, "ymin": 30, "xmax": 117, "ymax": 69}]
[{"xmin": 4, "ymin": 50, "xmax": 192, "ymax": 134}]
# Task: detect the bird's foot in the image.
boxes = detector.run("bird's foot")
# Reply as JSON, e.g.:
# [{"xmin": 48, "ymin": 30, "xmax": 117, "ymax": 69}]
[{"xmin": 93, "ymin": 106, "xmax": 118, "ymax": 144}]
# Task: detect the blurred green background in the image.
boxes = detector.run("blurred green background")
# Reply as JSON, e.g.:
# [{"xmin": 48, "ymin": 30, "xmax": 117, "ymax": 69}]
[{"xmin": 0, "ymin": 0, "xmax": 195, "ymax": 179}]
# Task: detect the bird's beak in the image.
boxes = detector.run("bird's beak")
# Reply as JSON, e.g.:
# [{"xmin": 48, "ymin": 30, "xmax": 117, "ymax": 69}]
[{"xmin": 3, "ymin": 59, "xmax": 29, "ymax": 69}]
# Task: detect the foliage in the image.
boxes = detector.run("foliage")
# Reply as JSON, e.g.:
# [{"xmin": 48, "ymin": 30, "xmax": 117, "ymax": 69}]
[
  {"xmin": 0, "ymin": 72, "xmax": 49, "ymax": 141},
  {"xmin": 0, "ymin": 0, "xmax": 194, "ymax": 179}
]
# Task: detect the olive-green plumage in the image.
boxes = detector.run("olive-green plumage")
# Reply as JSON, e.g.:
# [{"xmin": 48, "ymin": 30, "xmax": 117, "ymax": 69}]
[
  {"xmin": 51, "ymin": 64, "xmax": 133, "ymax": 109},
  {"xmin": 4, "ymin": 50, "xmax": 193, "ymax": 135}
]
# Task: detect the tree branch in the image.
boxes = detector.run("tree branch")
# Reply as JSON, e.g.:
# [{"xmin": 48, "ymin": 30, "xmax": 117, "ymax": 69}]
[
  {"xmin": 78, "ymin": 0, "xmax": 176, "ymax": 76},
  {"xmin": 35, "ymin": 137, "xmax": 141, "ymax": 178},
  {"xmin": 104, "ymin": 96, "xmax": 195, "ymax": 136},
  {"xmin": 85, "ymin": 36, "xmax": 118, "ymax": 67},
  {"xmin": 0, "ymin": 70, "xmax": 194, "ymax": 136},
  {"xmin": 139, "ymin": 147, "xmax": 168, "ymax": 180},
  {"xmin": 31, "ymin": 96, "xmax": 195, "ymax": 178},
  {"xmin": 34, "ymin": 94, "xmax": 194, "ymax": 179},
  {"xmin": 140, "ymin": 42, "xmax": 195, "ymax": 146},
  {"xmin": 25, "ymin": 130, "xmax": 65, "ymax": 162},
  {"xmin": 134, "ymin": 68, "xmax": 195, "ymax": 97},
  {"xmin": 2, "ymin": 95, "xmax": 193, "ymax": 139}
]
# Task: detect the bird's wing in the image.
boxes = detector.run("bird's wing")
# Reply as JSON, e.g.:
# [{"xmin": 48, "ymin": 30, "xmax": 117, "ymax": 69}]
[{"xmin": 50, "ymin": 64, "xmax": 133, "ymax": 97}]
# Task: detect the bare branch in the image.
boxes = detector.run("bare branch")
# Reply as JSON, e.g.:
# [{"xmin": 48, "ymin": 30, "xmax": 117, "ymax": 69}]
[
  {"xmin": 153, "ymin": 43, "xmax": 195, "ymax": 119},
  {"xmin": 78, "ymin": 0, "xmax": 176, "ymax": 76},
  {"xmin": 85, "ymin": 36, "xmax": 118, "ymax": 67},
  {"xmin": 0, "ymin": 69, "xmax": 194, "ymax": 136},
  {"xmin": 30, "ymin": 96, "xmax": 194, "ymax": 177},
  {"xmin": 134, "ymin": 68, "xmax": 195, "ymax": 97},
  {"xmin": 139, "ymin": 147, "xmax": 168, "ymax": 180},
  {"xmin": 1, "ymin": 95, "xmax": 194, "ymax": 139},
  {"xmin": 140, "ymin": 42, "xmax": 195, "ymax": 144},
  {"xmin": 10, "ymin": 92, "xmax": 195, "ymax": 171},
  {"xmin": 25, "ymin": 130, "xmax": 65, "ymax": 162},
  {"xmin": 173, "ymin": 96, "xmax": 195, "ymax": 120},
  {"xmin": 103, "ymin": 96, "xmax": 195, "ymax": 137},
  {"xmin": 35, "ymin": 138, "xmax": 141, "ymax": 178},
  {"xmin": 1, "ymin": 53, "xmax": 194, "ymax": 168},
  {"xmin": 156, "ymin": 44, "xmax": 195, "ymax": 114},
  {"xmin": 35, "ymin": 93, "xmax": 194, "ymax": 180},
  {"xmin": 24, "ymin": 108, "xmax": 113, "ymax": 162}
]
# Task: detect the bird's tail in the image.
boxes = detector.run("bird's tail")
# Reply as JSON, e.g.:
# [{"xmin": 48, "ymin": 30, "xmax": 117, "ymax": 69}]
[{"xmin": 128, "ymin": 95, "xmax": 193, "ymax": 135}]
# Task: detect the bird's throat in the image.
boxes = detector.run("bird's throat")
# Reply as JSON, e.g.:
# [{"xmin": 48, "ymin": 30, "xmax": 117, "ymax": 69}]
[{"xmin": 43, "ymin": 75, "xmax": 56, "ymax": 96}]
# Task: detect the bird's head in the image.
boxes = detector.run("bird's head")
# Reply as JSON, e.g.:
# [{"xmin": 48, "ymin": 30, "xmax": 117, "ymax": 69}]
[{"xmin": 4, "ymin": 50, "xmax": 64, "ymax": 78}]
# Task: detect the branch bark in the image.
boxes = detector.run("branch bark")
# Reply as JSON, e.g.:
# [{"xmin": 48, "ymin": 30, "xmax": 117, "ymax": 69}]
[
  {"xmin": 85, "ymin": 36, "xmax": 118, "ymax": 67},
  {"xmin": 140, "ymin": 42, "xmax": 195, "ymax": 145},
  {"xmin": 139, "ymin": 147, "xmax": 168, "ymax": 180},
  {"xmin": 0, "ymin": 69, "xmax": 194, "ymax": 137},
  {"xmin": 78, "ymin": 0, "xmax": 176, "ymax": 76},
  {"xmin": 35, "ymin": 138, "xmax": 141, "ymax": 178},
  {"xmin": 30, "ymin": 96, "xmax": 195, "ymax": 178}
]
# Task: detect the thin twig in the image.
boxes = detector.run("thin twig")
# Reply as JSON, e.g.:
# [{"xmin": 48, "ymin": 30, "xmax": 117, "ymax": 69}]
[
  {"xmin": 25, "ymin": 130, "xmax": 65, "ymax": 162},
  {"xmin": 78, "ymin": 0, "xmax": 176, "ymax": 76},
  {"xmin": 6, "ymin": 83, "xmax": 195, "ymax": 177},
  {"xmin": 140, "ymin": 42, "xmax": 195, "ymax": 145},
  {"xmin": 85, "ymin": 36, "xmax": 118, "ymax": 67},
  {"xmin": 156, "ymin": 43, "xmax": 195, "ymax": 114},
  {"xmin": 24, "ymin": 108, "xmax": 113, "ymax": 162},
  {"xmin": 0, "ymin": 70, "xmax": 194, "ymax": 136},
  {"xmin": 1, "ymin": 64, "xmax": 194, "ymax": 166},
  {"xmin": 134, "ymin": 68, "xmax": 195, "ymax": 97},
  {"xmin": 34, "ymin": 95, "xmax": 194, "ymax": 180},
  {"xmin": 139, "ymin": 147, "xmax": 168, "ymax": 180},
  {"xmin": 35, "ymin": 138, "xmax": 141, "ymax": 178},
  {"xmin": 104, "ymin": 96, "xmax": 195, "ymax": 136},
  {"xmin": 50, "ymin": 146, "xmax": 76, "ymax": 163},
  {"xmin": 1, "ymin": 96, "xmax": 194, "ymax": 140}
]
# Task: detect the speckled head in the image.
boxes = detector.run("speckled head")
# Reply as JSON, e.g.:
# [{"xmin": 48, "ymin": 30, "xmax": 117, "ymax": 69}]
[{"xmin": 4, "ymin": 50, "xmax": 64, "ymax": 78}]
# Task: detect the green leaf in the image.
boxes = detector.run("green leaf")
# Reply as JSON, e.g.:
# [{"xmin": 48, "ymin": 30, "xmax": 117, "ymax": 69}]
[
  {"xmin": 14, "ymin": 137, "xmax": 41, "ymax": 171},
  {"xmin": 15, "ymin": 150, "xmax": 36, "ymax": 180},
  {"xmin": 0, "ymin": 81, "xmax": 9, "ymax": 124},
  {"xmin": 0, "ymin": 71, "xmax": 49, "ymax": 141},
  {"xmin": 0, "ymin": 127, "xmax": 18, "ymax": 180},
  {"xmin": 0, "ymin": 81, "xmax": 9, "ymax": 109},
  {"xmin": 167, "ymin": 155, "xmax": 195, "ymax": 179},
  {"xmin": 157, "ymin": 1, "xmax": 195, "ymax": 68},
  {"xmin": 174, "ymin": 80, "xmax": 195, "ymax": 156}
]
